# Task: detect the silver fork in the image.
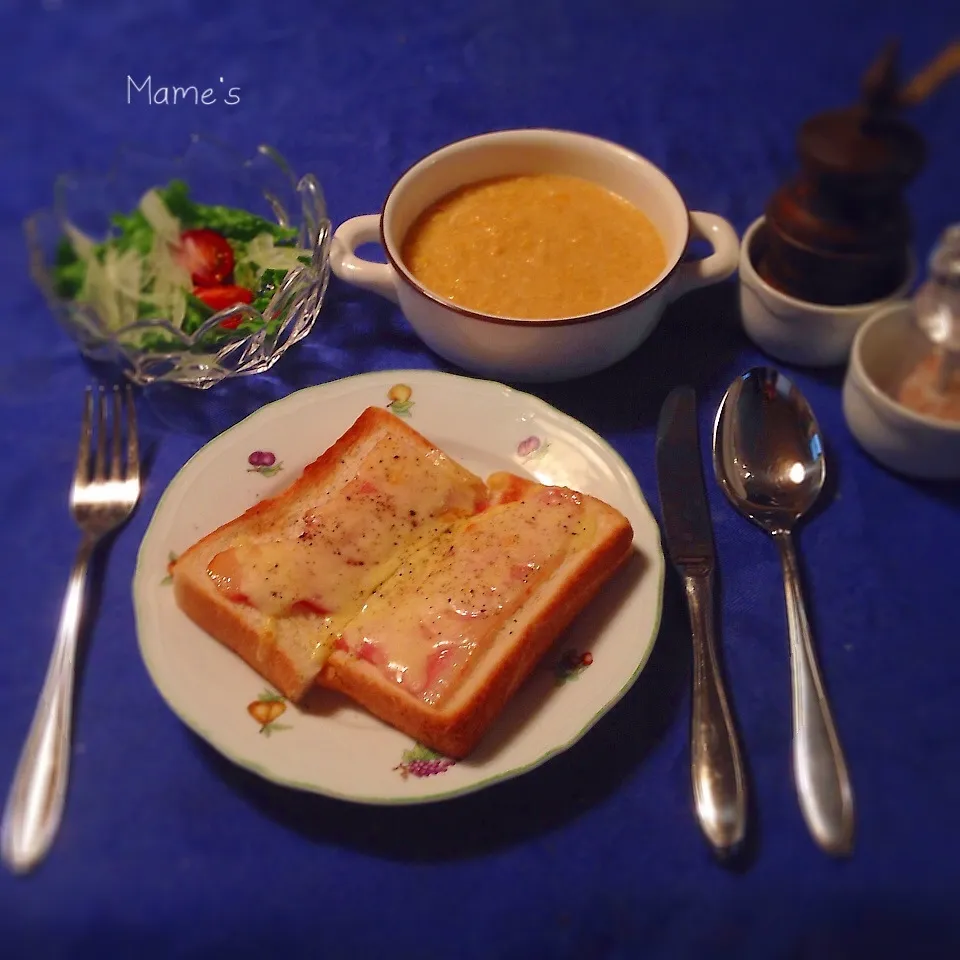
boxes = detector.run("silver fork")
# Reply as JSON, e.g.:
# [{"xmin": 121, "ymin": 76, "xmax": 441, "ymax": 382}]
[{"xmin": 2, "ymin": 386, "xmax": 141, "ymax": 874}]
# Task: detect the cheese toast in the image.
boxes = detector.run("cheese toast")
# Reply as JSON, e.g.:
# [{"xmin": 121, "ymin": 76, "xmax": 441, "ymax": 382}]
[{"xmin": 172, "ymin": 409, "xmax": 634, "ymax": 756}]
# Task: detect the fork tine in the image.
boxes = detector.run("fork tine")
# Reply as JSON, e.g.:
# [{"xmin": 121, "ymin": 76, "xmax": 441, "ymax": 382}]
[
  {"xmin": 75, "ymin": 388, "xmax": 93, "ymax": 485},
  {"xmin": 93, "ymin": 387, "xmax": 107, "ymax": 481},
  {"xmin": 125, "ymin": 385, "xmax": 140, "ymax": 481},
  {"xmin": 110, "ymin": 387, "xmax": 123, "ymax": 480}
]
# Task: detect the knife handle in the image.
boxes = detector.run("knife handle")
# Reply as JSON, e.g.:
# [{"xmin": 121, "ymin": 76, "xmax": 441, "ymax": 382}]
[{"xmin": 683, "ymin": 568, "xmax": 747, "ymax": 855}]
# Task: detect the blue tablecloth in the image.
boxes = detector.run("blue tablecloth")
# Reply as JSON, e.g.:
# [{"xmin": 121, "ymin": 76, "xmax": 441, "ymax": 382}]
[{"xmin": 3, "ymin": 1, "xmax": 960, "ymax": 956}]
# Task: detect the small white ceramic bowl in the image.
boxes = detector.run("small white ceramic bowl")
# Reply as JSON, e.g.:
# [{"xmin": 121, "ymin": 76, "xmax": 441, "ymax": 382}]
[
  {"xmin": 329, "ymin": 129, "xmax": 739, "ymax": 382},
  {"xmin": 739, "ymin": 216, "xmax": 916, "ymax": 368},
  {"xmin": 842, "ymin": 302, "xmax": 960, "ymax": 479}
]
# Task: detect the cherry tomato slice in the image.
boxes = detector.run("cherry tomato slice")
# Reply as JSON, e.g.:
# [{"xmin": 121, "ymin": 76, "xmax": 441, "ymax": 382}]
[
  {"xmin": 193, "ymin": 284, "xmax": 254, "ymax": 325},
  {"xmin": 179, "ymin": 228, "xmax": 235, "ymax": 286}
]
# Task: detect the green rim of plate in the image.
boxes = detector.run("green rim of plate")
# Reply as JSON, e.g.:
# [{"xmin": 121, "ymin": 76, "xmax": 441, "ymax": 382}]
[{"xmin": 132, "ymin": 369, "xmax": 665, "ymax": 805}]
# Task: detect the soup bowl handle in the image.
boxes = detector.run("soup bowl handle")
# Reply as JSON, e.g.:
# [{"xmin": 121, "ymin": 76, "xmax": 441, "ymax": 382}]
[
  {"xmin": 667, "ymin": 212, "xmax": 739, "ymax": 303},
  {"xmin": 329, "ymin": 215, "xmax": 400, "ymax": 304}
]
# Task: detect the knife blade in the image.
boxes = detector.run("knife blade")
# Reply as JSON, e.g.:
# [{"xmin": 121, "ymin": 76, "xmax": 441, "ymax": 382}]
[
  {"xmin": 656, "ymin": 387, "xmax": 715, "ymax": 568},
  {"xmin": 655, "ymin": 386, "xmax": 747, "ymax": 856}
]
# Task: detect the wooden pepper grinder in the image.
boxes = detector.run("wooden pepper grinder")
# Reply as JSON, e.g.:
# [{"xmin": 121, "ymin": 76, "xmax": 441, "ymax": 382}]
[{"xmin": 755, "ymin": 40, "xmax": 960, "ymax": 306}]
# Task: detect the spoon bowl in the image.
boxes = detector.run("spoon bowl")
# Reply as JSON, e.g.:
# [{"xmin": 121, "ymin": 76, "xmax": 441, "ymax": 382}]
[
  {"xmin": 713, "ymin": 367, "xmax": 855, "ymax": 856},
  {"xmin": 713, "ymin": 369, "xmax": 826, "ymax": 531}
]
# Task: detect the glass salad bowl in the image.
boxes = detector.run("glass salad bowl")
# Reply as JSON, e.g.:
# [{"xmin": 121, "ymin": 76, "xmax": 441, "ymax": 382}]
[{"xmin": 26, "ymin": 136, "xmax": 331, "ymax": 388}]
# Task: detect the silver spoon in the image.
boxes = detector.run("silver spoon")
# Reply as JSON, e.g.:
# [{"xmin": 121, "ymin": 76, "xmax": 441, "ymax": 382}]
[{"xmin": 712, "ymin": 367, "xmax": 854, "ymax": 856}]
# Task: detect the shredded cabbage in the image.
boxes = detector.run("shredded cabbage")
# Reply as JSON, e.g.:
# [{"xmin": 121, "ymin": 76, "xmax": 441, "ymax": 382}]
[
  {"xmin": 103, "ymin": 246, "xmax": 144, "ymax": 328},
  {"xmin": 79, "ymin": 256, "xmax": 120, "ymax": 330},
  {"xmin": 144, "ymin": 234, "xmax": 191, "ymax": 327},
  {"xmin": 244, "ymin": 233, "xmax": 307, "ymax": 273},
  {"xmin": 64, "ymin": 223, "xmax": 98, "ymax": 263},
  {"xmin": 139, "ymin": 188, "xmax": 182, "ymax": 246}
]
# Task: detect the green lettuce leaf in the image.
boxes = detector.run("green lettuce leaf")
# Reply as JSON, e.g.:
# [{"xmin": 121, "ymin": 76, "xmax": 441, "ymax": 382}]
[
  {"xmin": 52, "ymin": 238, "xmax": 87, "ymax": 298},
  {"xmin": 157, "ymin": 179, "xmax": 299, "ymax": 243}
]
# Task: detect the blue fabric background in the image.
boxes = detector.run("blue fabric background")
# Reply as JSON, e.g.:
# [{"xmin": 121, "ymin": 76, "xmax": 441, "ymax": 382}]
[{"xmin": 2, "ymin": 0, "xmax": 959, "ymax": 956}]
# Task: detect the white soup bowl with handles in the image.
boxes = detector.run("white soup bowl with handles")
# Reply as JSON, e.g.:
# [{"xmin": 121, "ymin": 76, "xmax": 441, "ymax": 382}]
[{"xmin": 330, "ymin": 129, "xmax": 739, "ymax": 382}]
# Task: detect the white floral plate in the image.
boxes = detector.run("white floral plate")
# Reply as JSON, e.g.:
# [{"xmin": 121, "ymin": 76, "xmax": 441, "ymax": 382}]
[{"xmin": 133, "ymin": 369, "xmax": 665, "ymax": 804}]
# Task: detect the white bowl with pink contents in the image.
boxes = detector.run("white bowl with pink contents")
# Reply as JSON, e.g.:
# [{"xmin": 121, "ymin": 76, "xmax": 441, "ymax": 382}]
[{"xmin": 843, "ymin": 302, "xmax": 960, "ymax": 479}]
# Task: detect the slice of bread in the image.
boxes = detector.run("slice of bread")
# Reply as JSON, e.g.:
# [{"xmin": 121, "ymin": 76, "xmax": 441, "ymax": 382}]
[
  {"xmin": 317, "ymin": 471, "xmax": 634, "ymax": 757},
  {"xmin": 171, "ymin": 407, "xmax": 488, "ymax": 700}
]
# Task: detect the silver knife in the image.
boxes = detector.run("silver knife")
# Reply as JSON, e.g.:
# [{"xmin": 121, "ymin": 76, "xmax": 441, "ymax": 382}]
[{"xmin": 655, "ymin": 386, "xmax": 747, "ymax": 855}]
